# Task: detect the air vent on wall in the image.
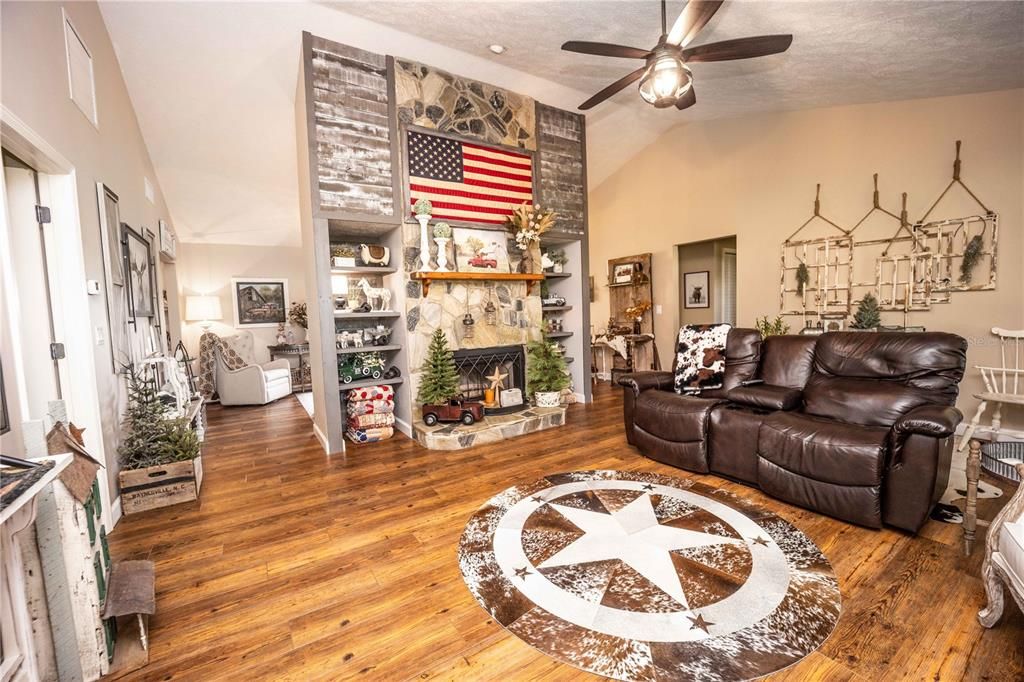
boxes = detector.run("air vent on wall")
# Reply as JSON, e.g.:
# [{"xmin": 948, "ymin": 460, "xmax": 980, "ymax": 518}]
[{"xmin": 63, "ymin": 10, "xmax": 97, "ymax": 126}]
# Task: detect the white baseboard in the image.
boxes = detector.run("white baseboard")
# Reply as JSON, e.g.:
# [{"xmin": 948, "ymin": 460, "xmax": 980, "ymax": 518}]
[
  {"xmin": 573, "ymin": 391, "xmax": 587, "ymax": 404},
  {"xmin": 394, "ymin": 417, "xmax": 412, "ymax": 438},
  {"xmin": 110, "ymin": 495, "xmax": 122, "ymax": 528},
  {"xmin": 312, "ymin": 422, "xmax": 329, "ymax": 453}
]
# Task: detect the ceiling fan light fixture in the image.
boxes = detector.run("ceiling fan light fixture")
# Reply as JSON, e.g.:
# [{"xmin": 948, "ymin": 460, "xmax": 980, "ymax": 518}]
[{"xmin": 638, "ymin": 54, "xmax": 691, "ymax": 108}]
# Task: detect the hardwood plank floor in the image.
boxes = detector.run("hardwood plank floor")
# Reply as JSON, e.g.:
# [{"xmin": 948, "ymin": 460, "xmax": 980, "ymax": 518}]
[{"xmin": 107, "ymin": 383, "xmax": 1024, "ymax": 681}]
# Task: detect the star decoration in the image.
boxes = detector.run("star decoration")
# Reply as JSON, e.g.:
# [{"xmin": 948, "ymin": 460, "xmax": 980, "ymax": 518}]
[
  {"xmin": 486, "ymin": 366, "xmax": 509, "ymax": 392},
  {"xmin": 540, "ymin": 493, "xmax": 740, "ymax": 609},
  {"xmin": 641, "ymin": 483, "xmax": 655, "ymax": 491},
  {"xmin": 514, "ymin": 566, "xmax": 533, "ymax": 579},
  {"xmin": 688, "ymin": 613, "xmax": 714, "ymax": 633},
  {"xmin": 531, "ymin": 495, "xmax": 546, "ymax": 504},
  {"xmin": 751, "ymin": 536, "xmax": 770, "ymax": 547}
]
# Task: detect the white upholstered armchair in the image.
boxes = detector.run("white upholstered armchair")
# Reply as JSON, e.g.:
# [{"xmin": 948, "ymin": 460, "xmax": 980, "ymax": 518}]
[{"xmin": 214, "ymin": 331, "xmax": 293, "ymax": 406}]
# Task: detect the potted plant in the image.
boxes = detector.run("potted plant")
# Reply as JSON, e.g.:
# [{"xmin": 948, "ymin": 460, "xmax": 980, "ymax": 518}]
[
  {"xmin": 755, "ymin": 315, "xmax": 791, "ymax": 337},
  {"xmin": 289, "ymin": 301, "xmax": 308, "ymax": 343},
  {"xmin": 413, "ymin": 197, "xmax": 433, "ymax": 272},
  {"xmin": 527, "ymin": 332, "xmax": 570, "ymax": 407},
  {"xmin": 117, "ymin": 365, "xmax": 202, "ymax": 514},
  {"xmin": 850, "ymin": 293, "xmax": 881, "ymax": 331},
  {"xmin": 547, "ymin": 249, "xmax": 568, "ymax": 273},
  {"xmin": 433, "ymin": 222, "xmax": 452, "ymax": 272}
]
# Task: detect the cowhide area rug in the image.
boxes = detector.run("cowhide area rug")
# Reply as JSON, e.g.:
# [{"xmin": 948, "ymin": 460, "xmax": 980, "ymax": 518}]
[
  {"xmin": 458, "ymin": 470, "xmax": 841, "ymax": 681},
  {"xmin": 931, "ymin": 442, "xmax": 1003, "ymax": 524}
]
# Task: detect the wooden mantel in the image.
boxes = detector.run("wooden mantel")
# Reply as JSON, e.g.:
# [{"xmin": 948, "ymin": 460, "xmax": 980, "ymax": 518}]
[{"xmin": 411, "ymin": 271, "xmax": 544, "ymax": 295}]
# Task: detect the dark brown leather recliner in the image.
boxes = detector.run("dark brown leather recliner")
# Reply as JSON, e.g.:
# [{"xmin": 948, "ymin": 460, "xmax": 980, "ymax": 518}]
[{"xmin": 620, "ymin": 331, "xmax": 967, "ymax": 532}]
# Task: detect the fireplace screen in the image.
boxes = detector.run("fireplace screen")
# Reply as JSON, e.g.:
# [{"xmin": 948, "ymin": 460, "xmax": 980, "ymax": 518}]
[{"xmin": 452, "ymin": 345, "xmax": 527, "ymax": 415}]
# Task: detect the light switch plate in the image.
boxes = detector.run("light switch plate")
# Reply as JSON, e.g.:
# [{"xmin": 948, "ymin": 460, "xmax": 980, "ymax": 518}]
[
  {"xmin": 95, "ymin": 326, "xmax": 106, "ymax": 346},
  {"xmin": 86, "ymin": 279, "xmax": 101, "ymax": 295},
  {"xmin": 655, "ymin": 305, "xmax": 663, "ymax": 315}
]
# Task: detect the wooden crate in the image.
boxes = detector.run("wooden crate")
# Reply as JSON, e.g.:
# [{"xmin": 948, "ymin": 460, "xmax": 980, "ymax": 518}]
[{"xmin": 118, "ymin": 457, "xmax": 203, "ymax": 515}]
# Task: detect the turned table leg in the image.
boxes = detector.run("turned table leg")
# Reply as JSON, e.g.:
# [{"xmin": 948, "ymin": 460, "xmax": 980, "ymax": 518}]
[{"xmin": 963, "ymin": 438, "xmax": 982, "ymax": 556}]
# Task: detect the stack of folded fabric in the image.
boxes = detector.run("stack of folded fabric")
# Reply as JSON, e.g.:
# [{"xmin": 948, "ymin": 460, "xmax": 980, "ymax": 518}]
[{"xmin": 345, "ymin": 384, "xmax": 395, "ymax": 443}]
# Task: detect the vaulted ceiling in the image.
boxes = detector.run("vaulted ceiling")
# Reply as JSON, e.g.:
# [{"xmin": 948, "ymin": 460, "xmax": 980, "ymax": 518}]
[{"xmin": 100, "ymin": 1, "xmax": 1023, "ymax": 246}]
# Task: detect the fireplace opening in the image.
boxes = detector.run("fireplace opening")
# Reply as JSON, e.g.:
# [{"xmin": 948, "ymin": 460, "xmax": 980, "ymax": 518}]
[{"xmin": 452, "ymin": 345, "xmax": 527, "ymax": 415}]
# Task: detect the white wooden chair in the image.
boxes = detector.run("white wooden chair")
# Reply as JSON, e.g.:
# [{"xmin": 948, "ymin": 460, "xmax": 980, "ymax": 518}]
[{"xmin": 959, "ymin": 327, "xmax": 1024, "ymax": 451}]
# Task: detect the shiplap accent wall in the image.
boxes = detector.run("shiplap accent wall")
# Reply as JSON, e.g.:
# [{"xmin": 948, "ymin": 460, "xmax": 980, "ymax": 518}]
[{"xmin": 310, "ymin": 36, "xmax": 396, "ymax": 217}]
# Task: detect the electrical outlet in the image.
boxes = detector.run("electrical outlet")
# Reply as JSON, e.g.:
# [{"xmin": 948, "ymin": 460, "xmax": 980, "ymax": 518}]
[
  {"xmin": 655, "ymin": 305, "xmax": 663, "ymax": 315},
  {"xmin": 95, "ymin": 326, "xmax": 106, "ymax": 346}
]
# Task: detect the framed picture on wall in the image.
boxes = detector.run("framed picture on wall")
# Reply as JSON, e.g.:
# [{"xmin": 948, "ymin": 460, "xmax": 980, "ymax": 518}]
[
  {"xmin": 683, "ymin": 271, "xmax": 710, "ymax": 309},
  {"xmin": 613, "ymin": 263, "xmax": 636, "ymax": 284},
  {"xmin": 452, "ymin": 227, "xmax": 511, "ymax": 273},
  {"xmin": 231, "ymin": 278, "xmax": 289, "ymax": 327},
  {"xmin": 123, "ymin": 224, "xmax": 156, "ymax": 319}
]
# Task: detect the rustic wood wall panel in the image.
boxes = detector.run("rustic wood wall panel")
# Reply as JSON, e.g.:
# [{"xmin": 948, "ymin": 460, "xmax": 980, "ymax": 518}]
[
  {"xmin": 536, "ymin": 104, "xmax": 586, "ymax": 237},
  {"xmin": 310, "ymin": 37, "xmax": 396, "ymax": 217}
]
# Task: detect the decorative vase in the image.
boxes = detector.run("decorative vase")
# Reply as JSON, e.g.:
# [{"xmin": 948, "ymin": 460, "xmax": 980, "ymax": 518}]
[
  {"xmin": 534, "ymin": 391, "xmax": 561, "ymax": 408},
  {"xmin": 530, "ymin": 242, "xmax": 543, "ymax": 274},
  {"xmin": 292, "ymin": 326, "xmax": 307, "ymax": 344},
  {"xmin": 416, "ymin": 214, "xmax": 432, "ymax": 272},
  {"xmin": 633, "ymin": 319, "xmax": 642, "ymax": 335},
  {"xmin": 553, "ymin": 262, "xmax": 563, "ymax": 274},
  {"xmin": 434, "ymin": 237, "xmax": 450, "ymax": 272}
]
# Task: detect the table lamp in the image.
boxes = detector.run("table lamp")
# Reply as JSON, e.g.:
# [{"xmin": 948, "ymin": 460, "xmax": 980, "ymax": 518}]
[{"xmin": 185, "ymin": 295, "xmax": 222, "ymax": 329}]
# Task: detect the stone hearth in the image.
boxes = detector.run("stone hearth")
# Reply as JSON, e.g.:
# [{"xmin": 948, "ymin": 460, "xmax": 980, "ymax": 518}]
[{"xmin": 413, "ymin": 406, "xmax": 566, "ymax": 451}]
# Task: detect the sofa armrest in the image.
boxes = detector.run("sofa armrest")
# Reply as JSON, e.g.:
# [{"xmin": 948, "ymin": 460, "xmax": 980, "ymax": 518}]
[
  {"xmin": 618, "ymin": 371, "xmax": 674, "ymax": 397},
  {"xmin": 894, "ymin": 404, "xmax": 963, "ymax": 438},
  {"xmin": 727, "ymin": 384, "xmax": 802, "ymax": 411}
]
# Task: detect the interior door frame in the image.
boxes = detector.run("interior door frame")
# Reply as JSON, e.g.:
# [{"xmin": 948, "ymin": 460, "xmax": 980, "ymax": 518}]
[
  {"xmin": 719, "ymin": 247, "xmax": 737, "ymax": 325},
  {"xmin": 1, "ymin": 106, "xmax": 115, "ymax": 529}
]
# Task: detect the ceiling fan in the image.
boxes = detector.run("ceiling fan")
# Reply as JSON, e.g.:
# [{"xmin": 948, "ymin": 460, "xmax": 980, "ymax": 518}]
[{"xmin": 562, "ymin": 0, "xmax": 792, "ymax": 111}]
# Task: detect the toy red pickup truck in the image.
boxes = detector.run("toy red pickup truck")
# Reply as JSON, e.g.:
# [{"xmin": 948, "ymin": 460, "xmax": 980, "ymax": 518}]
[
  {"xmin": 469, "ymin": 255, "xmax": 498, "ymax": 269},
  {"xmin": 421, "ymin": 398, "xmax": 484, "ymax": 426}
]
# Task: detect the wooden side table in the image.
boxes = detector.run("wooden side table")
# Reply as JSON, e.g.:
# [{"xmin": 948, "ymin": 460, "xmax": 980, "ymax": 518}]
[
  {"xmin": 964, "ymin": 438, "xmax": 983, "ymax": 556},
  {"xmin": 268, "ymin": 343, "xmax": 312, "ymax": 392}
]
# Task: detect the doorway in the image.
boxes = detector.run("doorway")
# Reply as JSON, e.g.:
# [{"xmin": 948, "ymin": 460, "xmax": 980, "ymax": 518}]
[
  {"xmin": 676, "ymin": 236, "xmax": 738, "ymax": 326},
  {"xmin": 3, "ymin": 150, "xmax": 65, "ymax": 414}
]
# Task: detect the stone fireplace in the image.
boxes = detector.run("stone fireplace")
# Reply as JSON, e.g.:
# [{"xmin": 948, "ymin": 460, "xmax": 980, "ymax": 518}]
[{"xmin": 452, "ymin": 345, "xmax": 526, "ymax": 415}]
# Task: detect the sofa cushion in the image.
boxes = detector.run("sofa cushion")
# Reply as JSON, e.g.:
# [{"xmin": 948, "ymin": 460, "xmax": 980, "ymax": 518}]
[
  {"xmin": 760, "ymin": 335, "xmax": 817, "ymax": 389},
  {"xmin": 758, "ymin": 412, "xmax": 889, "ymax": 487},
  {"xmin": 727, "ymin": 384, "xmax": 802, "ymax": 411},
  {"xmin": 1001, "ymin": 519, "xmax": 1024, "ymax": 588},
  {"xmin": 708, "ymin": 405, "xmax": 764, "ymax": 485},
  {"xmin": 634, "ymin": 391, "xmax": 721, "ymax": 444}
]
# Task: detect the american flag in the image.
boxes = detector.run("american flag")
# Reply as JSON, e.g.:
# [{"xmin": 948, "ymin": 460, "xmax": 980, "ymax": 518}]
[{"xmin": 407, "ymin": 130, "xmax": 533, "ymax": 225}]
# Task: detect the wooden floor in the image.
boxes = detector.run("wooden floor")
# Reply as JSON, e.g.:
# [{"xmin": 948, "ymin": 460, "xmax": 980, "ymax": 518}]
[{"xmin": 108, "ymin": 383, "xmax": 1024, "ymax": 681}]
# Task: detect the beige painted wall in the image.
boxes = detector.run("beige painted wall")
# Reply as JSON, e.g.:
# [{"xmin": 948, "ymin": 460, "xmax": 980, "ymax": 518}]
[
  {"xmin": 589, "ymin": 88, "xmax": 1024, "ymax": 426},
  {"xmin": 176, "ymin": 242, "xmax": 307, "ymax": 365},
  {"xmin": 2, "ymin": 1, "xmax": 180, "ymax": 494}
]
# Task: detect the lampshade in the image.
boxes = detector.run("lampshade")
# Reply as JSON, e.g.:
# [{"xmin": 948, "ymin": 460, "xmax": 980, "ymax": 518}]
[
  {"xmin": 331, "ymin": 275, "xmax": 349, "ymax": 296},
  {"xmin": 638, "ymin": 54, "xmax": 692, "ymax": 108},
  {"xmin": 185, "ymin": 295, "xmax": 222, "ymax": 323}
]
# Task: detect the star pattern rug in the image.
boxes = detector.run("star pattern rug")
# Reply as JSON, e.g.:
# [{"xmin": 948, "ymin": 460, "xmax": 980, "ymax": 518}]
[{"xmin": 458, "ymin": 470, "xmax": 841, "ymax": 681}]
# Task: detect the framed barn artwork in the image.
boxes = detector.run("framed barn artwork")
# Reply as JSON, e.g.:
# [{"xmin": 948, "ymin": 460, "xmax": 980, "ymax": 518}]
[{"xmin": 231, "ymin": 278, "xmax": 288, "ymax": 327}]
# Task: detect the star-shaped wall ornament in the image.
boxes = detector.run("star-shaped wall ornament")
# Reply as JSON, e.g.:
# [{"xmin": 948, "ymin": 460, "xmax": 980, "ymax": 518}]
[
  {"xmin": 688, "ymin": 613, "xmax": 714, "ymax": 633},
  {"xmin": 486, "ymin": 366, "xmax": 509, "ymax": 392}
]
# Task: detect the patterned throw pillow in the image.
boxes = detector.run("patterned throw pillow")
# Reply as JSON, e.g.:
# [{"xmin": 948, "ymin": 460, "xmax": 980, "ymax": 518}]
[{"xmin": 674, "ymin": 323, "xmax": 731, "ymax": 394}]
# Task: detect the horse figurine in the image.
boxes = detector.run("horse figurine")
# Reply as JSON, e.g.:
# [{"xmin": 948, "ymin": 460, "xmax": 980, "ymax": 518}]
[
  {"xmin": 336, "ymin": 331, "xmax": 363, "ymax": 349},
  {"xmin": 356, "ymin": 278, "xmax": 392, "ymax": 312},
  {"xmin": 359, "ymin": 244, "xmax": 390, "ymax": 267}
]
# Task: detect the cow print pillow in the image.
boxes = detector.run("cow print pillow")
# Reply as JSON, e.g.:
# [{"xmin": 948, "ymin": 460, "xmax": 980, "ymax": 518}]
[{"xmin": 674, "ymin": 323, "xmax": 731, "ymax": 394}]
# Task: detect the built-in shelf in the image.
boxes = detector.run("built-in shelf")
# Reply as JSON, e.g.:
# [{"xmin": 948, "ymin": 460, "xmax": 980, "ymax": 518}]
[
  {"xmin": 411, "ymin": 271, "xmax": 544, "ymax": 295},
  {"xmin": 339, "ymin": 376, "xmax": 404, "ymax": 392},
  {"xmin": 548, "ymin": 331, "xmax": 573, "ymax": 339},
  {"xmin": 331, "ymin": 265, "xmax": 398, "ymax": 275},
  {"xmin": 334, "ymin": 310, "xmax": 401, "ymax": 320},
  {"xmin": 544, "ymin": 272, "xmax": 572, "ymax": 280},
  {"xmin": 336, "ymin": 344, "xmax": 402, "ymax": 355},
  {"xmin": 542, "ymin": 305, "xmax": 573, "ymax": 313}
]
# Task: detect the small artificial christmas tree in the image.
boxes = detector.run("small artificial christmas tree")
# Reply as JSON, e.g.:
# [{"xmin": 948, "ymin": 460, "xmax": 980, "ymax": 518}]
[
  {"xmin": 417, "ymin": 329, "xmax": 460, "ymax": 405},
  {"xmin": 118, "ymin": 365, "xmax": 199, "ymax": 470},
  {"xmin": 851, "ymin": 293, "xmax": 882, "ymax": 330},
  {"xmin": 526, "ymin": 332, "xmax": 571, "ymax": 396}
]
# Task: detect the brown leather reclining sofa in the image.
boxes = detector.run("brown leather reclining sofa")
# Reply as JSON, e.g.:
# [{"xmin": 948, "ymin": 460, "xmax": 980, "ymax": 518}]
[{"xmin": 620, "ymin": 330, "xmax": 968, "ymax": 532}]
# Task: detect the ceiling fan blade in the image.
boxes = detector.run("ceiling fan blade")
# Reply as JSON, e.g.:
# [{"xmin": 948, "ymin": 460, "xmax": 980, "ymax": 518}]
[
  {"xmin": 675, "ymin": 85, "xmax": 697, "ymax": 110},
  {"xmin": 682, "ymin": 34, "xmax": 793, "ymax": 63},
  {"xmin": 666, "ymin": 0, "xmax": 724, "ymax": 47},
  {"xmin": 561, "ymin": 41, "xmax": 651, "ymax": 60},
  {"xmin": 578, "ymin": 66, "xmax": 647, "ymax": 110}
]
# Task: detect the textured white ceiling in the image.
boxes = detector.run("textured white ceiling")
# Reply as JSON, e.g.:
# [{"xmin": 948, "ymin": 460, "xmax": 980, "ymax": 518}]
[{"xmin": 99, "ymin": 1, "xmax": 1023, "ymax": 246}]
